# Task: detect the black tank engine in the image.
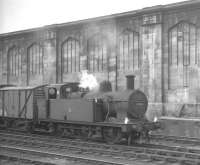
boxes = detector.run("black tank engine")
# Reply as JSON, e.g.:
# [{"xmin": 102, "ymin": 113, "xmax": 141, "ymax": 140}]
[{"xmin": 0, "ymin": 75, "xmax": 160, "ymax": 144}]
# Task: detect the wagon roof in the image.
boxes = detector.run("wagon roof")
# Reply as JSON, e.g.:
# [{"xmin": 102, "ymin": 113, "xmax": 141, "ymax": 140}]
[
  {"xmin": 0, "ymin": 84, "xmax": 16, "ymax": 89},
  {"xmin": 0, "ymin": 84, "xmax": 47, "ymax": 91}
]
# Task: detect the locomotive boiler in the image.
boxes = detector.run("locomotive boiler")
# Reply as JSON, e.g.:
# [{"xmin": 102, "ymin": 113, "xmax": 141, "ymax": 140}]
[
  {"xmin": 0, "ymin": 75, "xmax": 160, "ymax": 144},
  {"xmin": 88, "ymin": 75, "xmax": 148, "ymax": 121}
]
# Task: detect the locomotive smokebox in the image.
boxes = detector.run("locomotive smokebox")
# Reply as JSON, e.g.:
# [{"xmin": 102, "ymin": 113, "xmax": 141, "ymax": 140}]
[{"xmin": 126, "ymin": 75, "xmax": 135, "ymax": 90}]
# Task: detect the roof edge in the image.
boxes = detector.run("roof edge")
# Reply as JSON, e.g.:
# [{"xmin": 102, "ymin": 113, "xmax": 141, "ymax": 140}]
[{"xmin": 0, "ymin": 0, "xmax": 199, "ymax": 38}]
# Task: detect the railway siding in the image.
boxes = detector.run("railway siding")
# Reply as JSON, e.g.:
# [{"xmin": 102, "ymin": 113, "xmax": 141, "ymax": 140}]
[{"xmin": 1, "ymin": 131, "xmax": 200, "ymax": 164}]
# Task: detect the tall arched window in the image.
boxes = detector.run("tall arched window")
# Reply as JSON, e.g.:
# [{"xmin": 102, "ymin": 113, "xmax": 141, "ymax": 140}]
[
  {"xmin": 8, "ymin": 46, "xmax": 22, "ymax": 76},
  {"xmin": 87, "ymin": 34, "xmax": 108, "ymax": 72},
  {"xmin": 61, "ymin": 37, "xmax": 80, "ymax": 73},
  {"xmin": 119, "ymin": 29, "xmax": 139, "ymax": 71},
  {"xmin": 27, "ymin": 43, "xmax": 43, "ymax": 75},
  {"xmin": 168, "ymin": 21, "xmax": 200, "ymax": 89},
  {"xmin": 0, "ymin": 50, "xmax": 2, "ymax": 77}
]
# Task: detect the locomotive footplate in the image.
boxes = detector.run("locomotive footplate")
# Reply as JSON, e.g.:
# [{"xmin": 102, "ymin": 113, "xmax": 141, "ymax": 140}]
[
  {"xmin": 38, "ymin": 119, "xmax": 133, "ymax": 132},
  {"xmin": 37, "ymin": 119, "xmax": 138, "ymax": 142}
]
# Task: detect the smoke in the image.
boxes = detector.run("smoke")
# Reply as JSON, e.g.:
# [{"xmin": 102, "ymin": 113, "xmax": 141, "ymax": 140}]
[{"xmin": 79, "ymin": 70, "xmax": 99, "ymax": 90}]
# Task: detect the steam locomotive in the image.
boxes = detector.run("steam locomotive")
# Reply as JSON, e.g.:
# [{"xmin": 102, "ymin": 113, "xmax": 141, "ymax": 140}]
[{"xmin": 0, "ymin": 75, "xmax": 160, "ymax": 144}]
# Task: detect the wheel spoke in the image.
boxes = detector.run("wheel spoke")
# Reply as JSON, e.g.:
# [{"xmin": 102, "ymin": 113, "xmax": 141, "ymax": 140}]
[{"xmin": 103, "ymin": 127, "xmax": 122, "ymax": 144}]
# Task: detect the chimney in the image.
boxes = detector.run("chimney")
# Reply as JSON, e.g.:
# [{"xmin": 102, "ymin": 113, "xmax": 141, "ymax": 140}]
[{"xmin": 126, "ymin": 75, "xmax": 135, "ymax": 90}]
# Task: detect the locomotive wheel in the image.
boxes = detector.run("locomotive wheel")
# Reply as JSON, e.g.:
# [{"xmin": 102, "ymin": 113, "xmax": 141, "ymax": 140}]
[
  {"xmin": 48, "ymin": 123, "xmax": 56, "ymax": 135},
  {"xmin": 0, "ymin": 119, "xmax": 9, "ymax": 128},
  {"xmin": 80, "ymin": 126, "xmax": 89, "ymax": 139},
  {"xmin": 25, "ymin": 121, "xmax": 33, "ymax": 132},
  {"xmin": 127, "ymin": 132, "xmax": 139, "ymax": 145},
  {"xmin": 11, "ymin": 120, "xmax": 29, "ymax": 131},
  {"xmin": 28, "ymin": 123, "xmax": 35, "ymax": 133},
  {"xmin": 103, "ymin": 127, "xmax": 122, "ymax": 144},
  {"xmin": 56, "ymin": 125, "xmax": 64, "ymax": 136}
]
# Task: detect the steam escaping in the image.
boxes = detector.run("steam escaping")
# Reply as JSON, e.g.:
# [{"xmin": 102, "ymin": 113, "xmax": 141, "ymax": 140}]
[
  {"xmin": 153, "ymin": 116, "xmax": 158, "ymax": 122},
  {"xmin": 79, "ymin": 70, "xmax": 99, "ymax": 90},
  {"xmin": 124, "ymin": 117, "xmax": 129, "ymax": 124}
]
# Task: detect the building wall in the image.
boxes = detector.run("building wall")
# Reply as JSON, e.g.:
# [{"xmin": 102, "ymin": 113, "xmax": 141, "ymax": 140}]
[
  {"xmin": 162, "ymin": 7, "xmax": 200, "ymax": 117},
  {"xmin": 57, "ymin": 20, "xmax": 117, "ymax": 90},
  {"xmin": 1, "ymin": 2, "xmax": 200, "ymax": 120},
  {"xmin": 0, "ymin": 30, "xmax": 57, "ymax": 86}
]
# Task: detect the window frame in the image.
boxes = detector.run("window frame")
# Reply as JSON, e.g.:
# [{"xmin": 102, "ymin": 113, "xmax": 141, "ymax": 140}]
[{"xmin": 118, "ymin": 28, "xmax": 140, "ymax": 71}]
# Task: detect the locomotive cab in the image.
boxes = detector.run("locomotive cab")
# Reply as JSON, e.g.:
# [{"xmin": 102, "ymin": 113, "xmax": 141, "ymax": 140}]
[
  {"xmin": 46, "ymin": 82, "xmax": 80, "ymax": 99},
  {"xmin": 46, "ymin": 82, "xmax": 87, "ymax": 100},
  {"xmin": 45, "ymin": 82, "xmax": 97, "ymax": 122}
]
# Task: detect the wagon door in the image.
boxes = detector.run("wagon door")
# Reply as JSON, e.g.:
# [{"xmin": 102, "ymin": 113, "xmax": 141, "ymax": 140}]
[
  {"xmin": 34, "ymin": 87, "xmax": 47, "ymax": 119},
  {"xmin": 18, "ymin": 89, "xmax": 34, "ymax": 119}
]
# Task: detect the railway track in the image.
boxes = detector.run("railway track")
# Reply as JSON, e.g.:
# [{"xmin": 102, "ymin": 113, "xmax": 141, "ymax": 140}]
[
  {"xmin": 1, "ymin": 131, "xmax": 200, "ymax": 164},
  {"xmin": 0, "ymin": 145, "xmax": 136, "ymax": 165},
  {"xmin": 150, "ymin": 134, "xmax": 200, "ymax": 146}
]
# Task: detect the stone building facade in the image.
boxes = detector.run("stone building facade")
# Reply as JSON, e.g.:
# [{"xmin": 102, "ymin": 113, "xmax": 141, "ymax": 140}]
[{"xmin": 0, "ymin": 1, "xmax": 200, "ymax": 120}]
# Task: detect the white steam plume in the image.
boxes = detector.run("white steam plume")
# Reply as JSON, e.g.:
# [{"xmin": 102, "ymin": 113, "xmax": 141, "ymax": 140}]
[{"xmin": 79, "ymin": 70, "xmax": 99, "ymax": 90}]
